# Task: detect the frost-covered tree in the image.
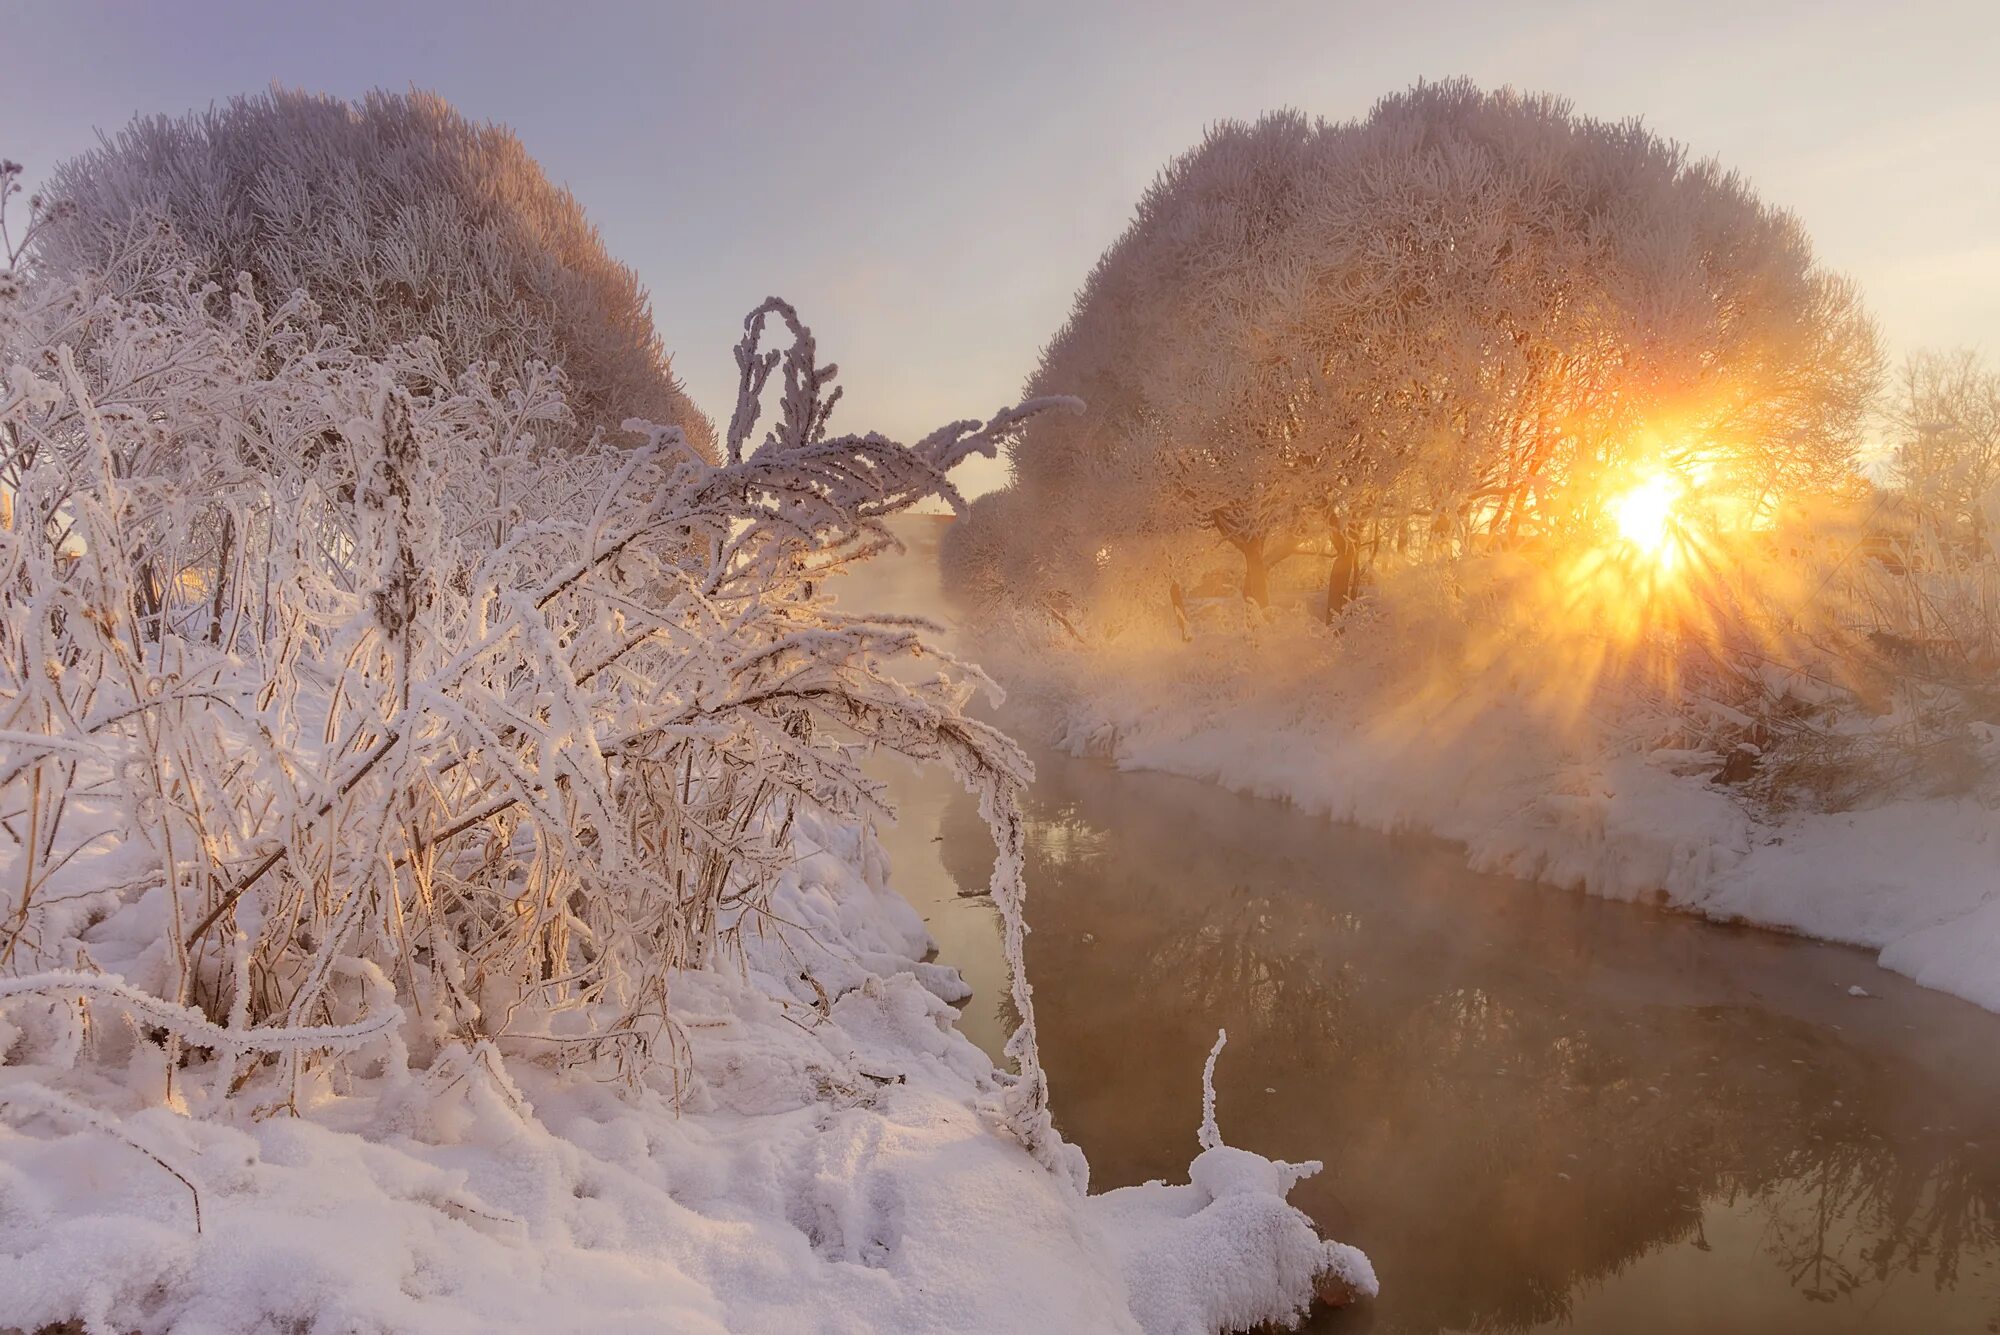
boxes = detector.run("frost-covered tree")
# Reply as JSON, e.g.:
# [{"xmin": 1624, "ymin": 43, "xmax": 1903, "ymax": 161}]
[
  {"xmin": 33, "ymin": 87, "xmax": 713, "ymax": 455},
  {"xmin": 1887, "ymin": 349, "xmax": 2000, "ymax": 554},
  {"xmin": 1128, "ymin": 113, "xmax": 1342, "ymax": 606},
  {"xmin": 1311, "ymin": 82, "xmax": 1880, "ymax": 541},
  {"xmin": 964, "ymin": 82, "xmax": 1881, "ymax": 622},
  {"xmin": 994, "ymin": 114, "xmax": 1341, "ymax": 611}
]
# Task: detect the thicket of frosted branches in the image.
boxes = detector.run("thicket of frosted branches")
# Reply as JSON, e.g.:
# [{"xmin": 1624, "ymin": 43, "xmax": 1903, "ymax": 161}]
[{"xmin": 0, "ymin": 169, "xmax": 1081, "ymax": 1178}]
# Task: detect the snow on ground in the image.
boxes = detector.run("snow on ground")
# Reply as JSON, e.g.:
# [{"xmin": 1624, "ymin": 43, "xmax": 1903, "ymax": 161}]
[
  {"xmin": 0, "ymin": 811, "xmax": 1371, "ymax": 1334},
  {"xmin": 1002, "ymin": 615, "xmax": 2000, "ymax": 1016}
]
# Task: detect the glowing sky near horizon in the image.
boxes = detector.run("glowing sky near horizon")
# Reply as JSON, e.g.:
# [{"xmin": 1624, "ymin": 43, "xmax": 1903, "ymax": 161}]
[{"xmin": 7, "ymin": 1, "xmax": 1996, "ymax": 496}]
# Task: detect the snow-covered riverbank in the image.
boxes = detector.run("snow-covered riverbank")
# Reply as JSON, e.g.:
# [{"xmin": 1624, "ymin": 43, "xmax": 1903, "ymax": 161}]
[
  {"xmin": 0, "ymin": 811, "xmax": 1372, "ymax": 1334},
  {"xmin": 1002, "ymin": 621, "xmax": 2000, "ymax": 1016}
]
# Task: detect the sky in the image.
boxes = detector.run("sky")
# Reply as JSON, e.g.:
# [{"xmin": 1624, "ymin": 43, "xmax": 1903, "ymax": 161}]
[{"xmin": 6, "ymin": 0, "xmax": 1997, "ymax": 496}]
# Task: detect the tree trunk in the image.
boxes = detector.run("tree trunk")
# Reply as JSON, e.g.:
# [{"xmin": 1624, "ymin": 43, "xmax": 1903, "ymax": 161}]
[
  {"xmin": 1238, "ymin": 537, "xmax": 1270, "ymax": 607},
  {"xmin": 1324, "ymin": 524, "xmax": 1358, "ymax": 622}
]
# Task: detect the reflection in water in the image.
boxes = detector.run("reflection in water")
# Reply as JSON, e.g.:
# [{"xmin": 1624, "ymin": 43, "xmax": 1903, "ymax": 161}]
[
  {"xmin": 891, "ymin": 752, "xmax": 2000, "ymax": 1334},
  {"xmin": 844, "ymin": 523, "xmax": 2000, "ymax": 1333}
]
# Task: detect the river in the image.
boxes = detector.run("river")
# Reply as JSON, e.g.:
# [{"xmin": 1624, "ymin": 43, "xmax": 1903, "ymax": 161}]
[{"xmin": 849, "ymin": 518, "xmax": 2000, "ymax": 1335}]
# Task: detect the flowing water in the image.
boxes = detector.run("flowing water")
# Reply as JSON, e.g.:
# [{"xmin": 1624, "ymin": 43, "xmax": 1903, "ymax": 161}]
[{"xmin": 847, "ymin": 520, "xmax": 2000, "ymax": 1335}]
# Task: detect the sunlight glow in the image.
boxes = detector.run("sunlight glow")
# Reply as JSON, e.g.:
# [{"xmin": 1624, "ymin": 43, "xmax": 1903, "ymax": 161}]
[{"xmin": 1610, "ymin": 472, "xmax": 1684, "ymax": 562}]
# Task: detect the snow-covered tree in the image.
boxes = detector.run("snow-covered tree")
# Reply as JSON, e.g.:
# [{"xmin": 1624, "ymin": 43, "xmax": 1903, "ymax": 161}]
[
  {"xmin": 1312, "ymin": 82, "xmax": 1880, "ymax": 542},
  {"xmin": 964, "ymin": 82, "xmax": 1881, "ymax": 622},
  {"xmin": 1128, "ymin": 113, "xmax": 1342, "ymax": 607},
  {"xmin": 33, "ymin": 87, "xmax": 713, "ymax": 456},
  {"xmin": 991, "ymin": 114, "xmax": 1342, "ymax": 612},
  {"xmin": 1887, "ymin": 349, "xmax": 2000, "ymax": 555}
]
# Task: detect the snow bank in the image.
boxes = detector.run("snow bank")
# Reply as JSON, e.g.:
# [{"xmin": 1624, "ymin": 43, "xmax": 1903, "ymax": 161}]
[
  {"xmin": 1011, "ymin": 622, "xmax": 2000, "ymax": 1016},
  {"xmin": 1086, "ymin": 1035, "xmax": 1376, "ymax": 1334},
  {"xmin": 0, "ymin": 815, "xmax": 1369, "ymax": 1334},
  {"xmin": 1089, "ymin": 1148, "xmax": 1377, "ymax": 1335}
]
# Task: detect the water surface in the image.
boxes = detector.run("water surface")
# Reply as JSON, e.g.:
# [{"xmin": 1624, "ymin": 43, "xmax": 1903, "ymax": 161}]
[{"xmin": 848, "ymin": 524, "xmax": 2000, "ymax": 1334}]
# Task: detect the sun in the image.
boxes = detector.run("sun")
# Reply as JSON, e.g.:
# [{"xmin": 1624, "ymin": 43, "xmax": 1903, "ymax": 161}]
[{"xmin": 1610, "ymin": 472, "xmax": 1683, "ymax": 561}]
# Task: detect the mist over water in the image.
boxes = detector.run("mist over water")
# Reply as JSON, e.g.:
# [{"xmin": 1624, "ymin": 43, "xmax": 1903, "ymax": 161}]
[{"xmin": 848, "ymin": 519, "xmax": 2000, "ymax": 1335}]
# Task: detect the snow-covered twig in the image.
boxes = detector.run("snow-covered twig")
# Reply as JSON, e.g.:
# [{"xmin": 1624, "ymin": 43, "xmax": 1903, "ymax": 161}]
[
  {"xmin": 0, "ymin": 1080, "xmax": 203, "ymax": 1233},
  {"xmin": 1198, "ymin": 1027, "xmax": 1227, "ymax": 1152}
]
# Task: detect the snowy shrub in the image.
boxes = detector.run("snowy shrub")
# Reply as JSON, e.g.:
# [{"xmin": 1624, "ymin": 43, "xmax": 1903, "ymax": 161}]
[
  {"xmin": 33, "ymin": 87, "xmax": 713, "ymax": 455},
  {"xmin": 0, "ymin": 199, "xmax": 1082, "ymax": 1179}
]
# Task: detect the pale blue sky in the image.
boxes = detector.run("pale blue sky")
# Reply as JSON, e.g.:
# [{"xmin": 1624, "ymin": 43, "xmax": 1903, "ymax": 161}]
[{"xmin": 7, "ymin": 1, "xmax": 1996, "ymax": 493}]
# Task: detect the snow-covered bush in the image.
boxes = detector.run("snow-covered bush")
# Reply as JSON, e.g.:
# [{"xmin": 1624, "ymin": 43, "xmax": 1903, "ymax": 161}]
[
  {"xmin": 33, "ymin": 87, "xmax": 712, "ymax": 455},
  {"xmin": 0, "ymin": 200, "xmax": 1081, "ymax": 1177}
]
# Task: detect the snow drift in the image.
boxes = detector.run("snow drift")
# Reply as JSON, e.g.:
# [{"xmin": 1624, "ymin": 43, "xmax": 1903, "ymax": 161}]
[{"xmin": 1, "ymin": 821, "xmax": 1370, "ymax": 1333}]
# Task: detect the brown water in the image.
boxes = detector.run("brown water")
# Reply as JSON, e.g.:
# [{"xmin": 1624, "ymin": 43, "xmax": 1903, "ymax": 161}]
[{"xmin": 848, "ymin": 522, "xmax": 2000, "ymax": 1335}]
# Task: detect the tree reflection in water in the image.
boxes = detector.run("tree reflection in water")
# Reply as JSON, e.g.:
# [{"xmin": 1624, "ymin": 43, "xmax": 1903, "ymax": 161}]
[{"xmin": 926, "ymin": 744, "xmax": 2000, "ymax": 1334}]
